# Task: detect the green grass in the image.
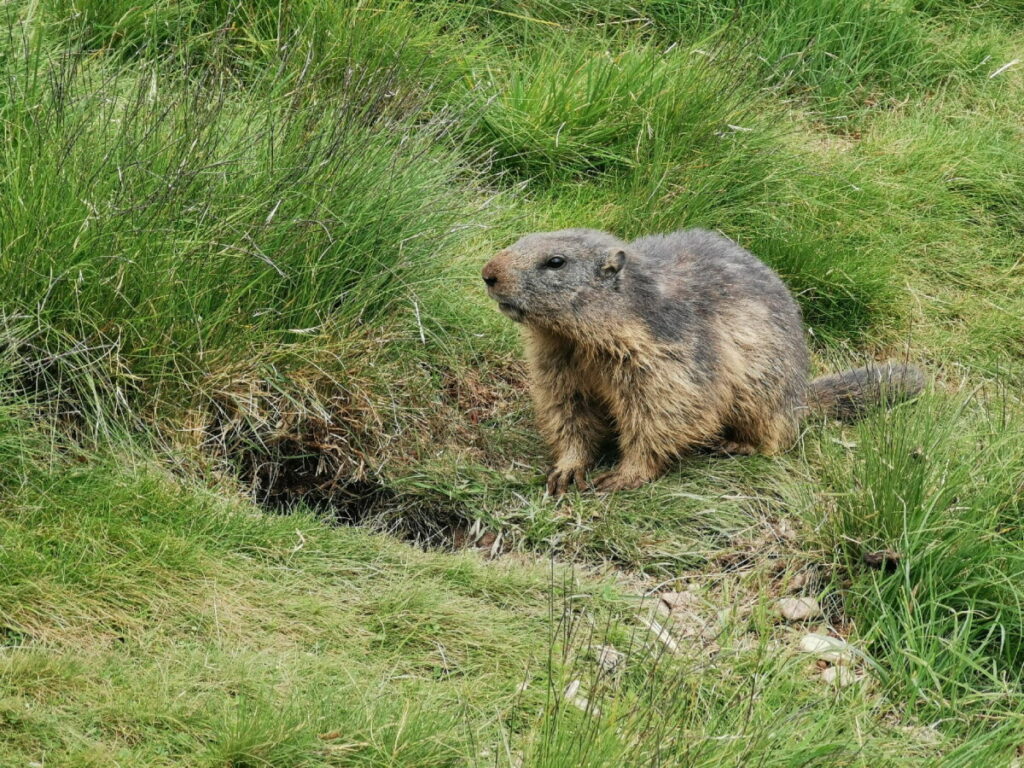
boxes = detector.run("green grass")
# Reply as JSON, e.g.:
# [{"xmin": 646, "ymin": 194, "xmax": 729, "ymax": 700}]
[
  {"xmin": 2, "ymin": 0, "xmax": 1024, "ymax": 765},
  {"xmin": 0, "ymin": 29, "xmax": 475, "ymax": 409},
  {"xmin": 810, "ymin": 394, "xmax": 1024, "ymax": 720},
  {"xmin": 5, "ymin": 408, "xmax": 1022, "ymax": 766}
]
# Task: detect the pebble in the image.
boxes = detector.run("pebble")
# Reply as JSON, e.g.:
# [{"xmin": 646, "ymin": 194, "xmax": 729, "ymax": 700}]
[
  {"xmin": 659, "ymin": 590, "xmax": 701, "ymax": 613},
  {"xmin": 595, "ymin": 644, "xmax": 625, "ymax": 674},
  {"xmin": 643, "ymin": 616, "xmax": 680, "ymax": 654},
  {"xmin": 564, "ymin": 680, "xmax": 601, "ymax": 716},
  {"xmin": 777, "ymin": 596, "xmax": 822, "ymax": 621},
  {"xmin": 821, "ymin": 666, "xmax": 858, "ymax": 687},
  {"xmin": 799, "ymin": 633, "xmax": 854, "ymax": 665}
]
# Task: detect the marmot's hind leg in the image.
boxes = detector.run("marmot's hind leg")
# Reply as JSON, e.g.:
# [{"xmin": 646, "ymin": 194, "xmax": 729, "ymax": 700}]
[{"xmin": 723, "ymin": 410, "xmax": 799, "ymax": 457}]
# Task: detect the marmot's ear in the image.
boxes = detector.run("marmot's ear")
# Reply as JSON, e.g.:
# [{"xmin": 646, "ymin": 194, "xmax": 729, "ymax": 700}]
[{"xmin": 602, "ymin": 248, "xmax": 626, "ymax": 275}]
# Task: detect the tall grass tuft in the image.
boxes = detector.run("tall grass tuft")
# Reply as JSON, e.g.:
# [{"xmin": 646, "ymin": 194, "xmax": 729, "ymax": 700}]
[
  {"xmin": 466, "ymin": 36, "xmax": 764, "ymax": 181},
  {"xmin": 816, "ymin": 394, "xmax": 1024, "ymax": 718},
  {"xmin": 0, "ymin": 18, "xmax": 478, "ymax": 428},
  {"xmin": 41, "ymin": 0, "xmax": 470, "ymax": 94}
]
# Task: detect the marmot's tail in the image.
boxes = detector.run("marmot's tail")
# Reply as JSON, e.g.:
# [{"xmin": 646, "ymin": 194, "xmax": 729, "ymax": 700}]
[{"xmin": 807, "ymin": 362, "xmax": 925, "ymax": 422}]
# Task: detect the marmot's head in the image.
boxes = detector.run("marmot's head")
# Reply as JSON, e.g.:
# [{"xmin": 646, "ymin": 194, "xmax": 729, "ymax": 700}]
[{"xmin": 481, "ymin": 229, "xmax": 628, "ymax": 325}]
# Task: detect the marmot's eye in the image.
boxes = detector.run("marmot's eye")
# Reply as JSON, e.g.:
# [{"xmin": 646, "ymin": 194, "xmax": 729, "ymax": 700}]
[{"xmin": 544, "ymin": 256, "xmax": 566, "ymax": 269}]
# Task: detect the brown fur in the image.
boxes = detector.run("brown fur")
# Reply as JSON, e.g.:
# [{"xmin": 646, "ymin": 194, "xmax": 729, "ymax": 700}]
[{"xmin": 482, "ymin": 228, "xmax": 924, "ymax": 494}]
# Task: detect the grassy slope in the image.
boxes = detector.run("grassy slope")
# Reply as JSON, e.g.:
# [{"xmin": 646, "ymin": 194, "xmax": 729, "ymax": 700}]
[
  {"xmin": 2, "ymin": 1, "xmax": 1024, "ymax": 765},
  {"xmin": 6, "ymin": 401, "xmax": 1021, "ymax": 767}
]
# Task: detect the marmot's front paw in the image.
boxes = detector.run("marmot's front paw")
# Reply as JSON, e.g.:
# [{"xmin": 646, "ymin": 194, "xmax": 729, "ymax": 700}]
[
  {"xmin": 592, "ymin": 469, "xmax": 650, "ymax": 493},
  {"xmin": 546, "ymin": 465, "xmax": 588, "ymax": 496}
]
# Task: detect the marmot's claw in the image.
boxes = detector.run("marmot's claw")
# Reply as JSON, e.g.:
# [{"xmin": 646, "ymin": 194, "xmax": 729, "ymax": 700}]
[
  {"xmin": 592, "ymin": 470, "xmax": 647, "ymax": 493},
  {"xmin": 546, "ymin": 466, "xmax": 587, "ymax": 496}
]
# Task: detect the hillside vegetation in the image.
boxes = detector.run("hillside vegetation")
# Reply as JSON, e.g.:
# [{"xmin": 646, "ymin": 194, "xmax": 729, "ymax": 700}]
[{"xmin": 2, "ymin": 1, "xmax": 1023, "ymax": 765}]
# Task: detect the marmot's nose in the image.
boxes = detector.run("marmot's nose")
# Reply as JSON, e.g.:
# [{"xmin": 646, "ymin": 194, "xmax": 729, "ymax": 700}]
[{"xmin": 482, "ymin": 262, "xmax": 499, "ymax": 287}]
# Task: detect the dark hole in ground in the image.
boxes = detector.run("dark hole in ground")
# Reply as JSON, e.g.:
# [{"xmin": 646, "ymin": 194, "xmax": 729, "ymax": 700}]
[{"xmin": 237, "ymin": 437, "xmax": 498, "ymax": 553}]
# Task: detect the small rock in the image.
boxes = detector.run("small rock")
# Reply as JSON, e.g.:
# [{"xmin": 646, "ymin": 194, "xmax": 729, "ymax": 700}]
[
  {"xmin": 799, "ymin": 633, "xmax": 854, "ymax": 665},
  {"xmin": 777, "ymin": 597, "xmax": 822, "ymax": 622},
  {"xmin": 821, "ymin": 666, "xmax": 858, "ymax": 687},
  {"xmin": 595, "ymin": 644, "xmax": 624, "ymax": 674},
  {"xmin": 564, "ymin": 680, "xmax": 601, "ymax": 716},
  {"xmin": 659, "ymin": 590, "xmax": 701, "ymax": 613},
  {"xmin": 789, "ymin": 571, "xmax": 809, "ymax": 591},
  {"xmin": 669, "ymin": 610, "xmax": 706, "ymax": 639},
  {"xmin": 643, "ymin": 616, "xmax": 680, "ymax": 654}
]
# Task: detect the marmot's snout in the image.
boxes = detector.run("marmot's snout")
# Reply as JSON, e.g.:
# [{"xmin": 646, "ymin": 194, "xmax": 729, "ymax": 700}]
[
  {"xmin": 481, "ymin": 261, "xmax": 499, "ymax": 287},
  {"xmin": 482, "ymin": 250, "xmax": 513, "ymax": 290},
  {"xmin": 482, "ymin": 250, "xmax": 527, "ymax": 322}
]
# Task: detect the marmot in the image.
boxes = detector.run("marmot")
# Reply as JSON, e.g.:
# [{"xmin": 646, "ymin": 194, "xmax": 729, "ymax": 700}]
[{"xmin": 481, "ymin": 228, "xmax": 924, "ymax": 494}]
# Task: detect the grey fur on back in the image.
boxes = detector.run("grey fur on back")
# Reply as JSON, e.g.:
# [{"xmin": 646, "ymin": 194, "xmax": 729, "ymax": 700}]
[{"xmin": 625, "ymin": 228, "xmax": 805, "ymax": 345}]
